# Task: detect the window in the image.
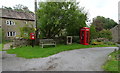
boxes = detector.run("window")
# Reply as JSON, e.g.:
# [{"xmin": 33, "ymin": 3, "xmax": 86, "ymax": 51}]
[
  {"xmin": 7, "ymin": 32, "xmax": 16, "ymax": 37},
  {"xmin": 6, "ymin": 20, "xmax": 15, "ymax": 25}
]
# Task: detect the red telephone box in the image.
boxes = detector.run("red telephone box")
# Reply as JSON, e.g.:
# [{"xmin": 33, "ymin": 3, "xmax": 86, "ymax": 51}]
[
  {"xmin": 80, "ymin": 27, "xmax": 90, "ymax": 45},
  {"xmin": 30, "ymin": 33, "xmax": 35, "ymax": 40}
]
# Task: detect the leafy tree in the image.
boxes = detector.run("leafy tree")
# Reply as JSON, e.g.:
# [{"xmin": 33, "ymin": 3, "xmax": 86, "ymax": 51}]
[
  {"xmin": 2, "ymin": 4, "xmax": 33, "ymax": 13},
  {"xmin": 13, "ymin": 4, "xmax": 33, "ymax": 13},
  {"xmin": 92, "ymin": 16, "xmax": 118, "ymax": 31},
  {"xmin": 2, "ymin": 6, "xmax": 12, "ymax": 10},
  {"xmin": 37, "ymin": 2, "xmax": 87, "ymax": 38},
  {"xmin": 90, "ymin": 24, "xmax": 98, "ymax": 42}
]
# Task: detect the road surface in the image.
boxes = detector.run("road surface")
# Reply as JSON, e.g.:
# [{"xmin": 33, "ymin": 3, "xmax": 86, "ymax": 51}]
[{"xmin": 2, "ymin": 47, "xmax": 118, "ymax": 71}]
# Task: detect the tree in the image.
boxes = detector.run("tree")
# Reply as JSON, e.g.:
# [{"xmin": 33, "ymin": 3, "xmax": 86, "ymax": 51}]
[
  {"xmin": 2, "ymin": 6, "xmax": 12, "ymax": 10},
  {"xmin": 2, "ymin": 4, "xmax": 33, "ymax": 13},
  {"xmin": 92, "ymin": 16, "xmax": 118, "ymax": 31},
  {"xmin": 13, "ymin": 4, "xmax": 32, "ymax": 13},
  {"xmin": 90, "ymin": 24, "xmax": 98, "ymax": 42},
  {"xmin": 37, "ymin": 2, "xmax": 87, "ymax": 38}
]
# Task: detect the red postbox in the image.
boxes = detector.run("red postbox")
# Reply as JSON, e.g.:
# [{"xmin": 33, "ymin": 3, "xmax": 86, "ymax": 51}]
[
  {"xmin": 80, "ymin": 27, "xmax": 90, "ymax": 45},
  {"xmin": 30, "ymin": 33, "xmax": 35, "ymax": 40}
]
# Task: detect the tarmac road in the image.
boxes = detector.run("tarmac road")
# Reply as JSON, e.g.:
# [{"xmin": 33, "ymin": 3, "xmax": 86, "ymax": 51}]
[{"xmin": 2, "ymin": 47, "xmax": 118, "ymax": 71}]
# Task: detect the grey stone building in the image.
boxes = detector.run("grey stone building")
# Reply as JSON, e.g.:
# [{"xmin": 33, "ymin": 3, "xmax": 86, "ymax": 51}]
[
  {"xmin": 0, "ymin": 8, "xmax": 35, "ymax": 40},
  {"xmin": 110, "ymin": 1, "xmax": 120, "ymax": 43},
  {"xmin": 110, "ymin": 24, "xmax": 120, "ymax": 43}
]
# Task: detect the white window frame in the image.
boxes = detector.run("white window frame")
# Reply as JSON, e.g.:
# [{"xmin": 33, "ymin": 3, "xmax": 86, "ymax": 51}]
[
  {"xmin": 6, "ymin": 20, "xmax": 10, "ymax": 25},
  {"xmin": 7, "ymin": 32, "xmax": 16, "ymax": 37},
  {"xmin": 6, "ymin": 20, "xmax": 15, "ymax": 25}
]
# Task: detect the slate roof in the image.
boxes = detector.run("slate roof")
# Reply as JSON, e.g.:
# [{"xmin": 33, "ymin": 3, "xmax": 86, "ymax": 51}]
[{"xmin": 0, "ymin": 8, "xmax": 35, "ymax": 21}]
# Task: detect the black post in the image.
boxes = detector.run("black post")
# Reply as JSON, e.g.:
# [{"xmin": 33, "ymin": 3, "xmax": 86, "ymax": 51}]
[
  {"xmin": 35, "ymin": 0, "xmax": 39, "ymax": 45},
  {"xmin": 32, "ymin": 40, "xmax": 34, "ymax": 47}
]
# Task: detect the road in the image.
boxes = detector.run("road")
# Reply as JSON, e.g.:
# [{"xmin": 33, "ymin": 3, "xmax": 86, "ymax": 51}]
[{"xmin": 1, "ymin": 47, "xmax": 118, "ymax": 71}]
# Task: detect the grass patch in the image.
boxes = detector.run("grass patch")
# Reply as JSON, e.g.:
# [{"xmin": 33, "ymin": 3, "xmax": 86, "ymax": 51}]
[
  {"xmin": 102, "ymin": 50, "xmax": 120, "ymax": 72},
  {"xmin": 0, "ymin": 44, "xmax": 3, "ymax": 51},
  {"xmin": 7, "ymin": 44, "xmax": 117, "ymax": 59}
]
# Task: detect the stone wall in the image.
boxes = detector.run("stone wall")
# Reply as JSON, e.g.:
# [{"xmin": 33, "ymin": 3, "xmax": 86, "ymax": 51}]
[
  {"xmin": 118, "ymin": 24, "xmax": 120, "ymax": 43},
  {"xmin": 12, "ymin": 38, "xmax": 31, "ymax": 47}
]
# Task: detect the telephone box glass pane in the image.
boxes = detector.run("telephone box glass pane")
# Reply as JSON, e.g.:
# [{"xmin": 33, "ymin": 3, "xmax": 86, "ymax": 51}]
[
  {"xmin": 81, "ymin": 31, "xmax": 84, "ymax": 43},
  {"xmin": 86, "ymin": 31, "xmax": 89, "ymax": 43}
]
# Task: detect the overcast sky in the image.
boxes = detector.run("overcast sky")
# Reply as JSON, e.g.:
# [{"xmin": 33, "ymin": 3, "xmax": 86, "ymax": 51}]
[{"xmin": 0, "ymin": 0, "xmax": 120, "ymax": 23}]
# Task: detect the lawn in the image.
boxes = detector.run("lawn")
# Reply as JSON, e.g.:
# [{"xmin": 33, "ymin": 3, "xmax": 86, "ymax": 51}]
[
  {"xmin": 102, "ymin": 50, "xmax": 120, "ymax": 72},
  {"xmin": 7, "ymin": 44, "xmax": 117, "ymax": 59},
  {"xmin": 0, "ymin": 44, "xmax": 2, "ymax": 51}
]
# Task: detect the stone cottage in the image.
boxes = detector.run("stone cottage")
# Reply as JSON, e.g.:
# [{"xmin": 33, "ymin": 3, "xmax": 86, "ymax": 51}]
[
  {"xmin": 110, "ymin": 24, "xmax": 120, "ymax": 43},
  {"xmin": 110, "ymin": 1, "xmax": 120, "ymax": 43},
  {"xmin": 0, "ymin": 8, "xmax": 35, "ymax": 40}
]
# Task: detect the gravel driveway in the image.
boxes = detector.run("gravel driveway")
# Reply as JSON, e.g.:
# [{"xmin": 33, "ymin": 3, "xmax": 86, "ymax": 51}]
[{"xmin": 2, "ymin": 47, "xmax": 118, "ymax": 71}]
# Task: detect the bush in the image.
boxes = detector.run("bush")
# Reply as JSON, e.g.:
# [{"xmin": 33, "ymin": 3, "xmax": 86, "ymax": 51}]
[
  {"xmin": 20, "ymin": 26, "xmax": 35, "ymax": 39},
  {"xmin": 103, "ymin": 41, "xmax": 115, "ymax": 45},
  {"xmin": 90, "ymin": 39, "xmax": 104, "ymax": 45},
  {"xmin": 96, "ymin": 38, "xmax": 108, "ymax": 42},
  {"xmin": 91, "ymin": 38, "xmax": 115, "ymax": 45},
  {"xmin": 98, "ymin": 29, "xmax": 112, "ymax": 40}
]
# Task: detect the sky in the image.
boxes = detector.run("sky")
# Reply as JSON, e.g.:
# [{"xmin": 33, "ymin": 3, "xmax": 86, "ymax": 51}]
[{"xmin": 0, "ymin": 0, "xmax": 120, "ymax": 23}]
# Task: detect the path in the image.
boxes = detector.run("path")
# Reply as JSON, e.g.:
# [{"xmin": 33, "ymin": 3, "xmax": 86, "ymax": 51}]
[
  {"xmin": 2, "ymin": 47, "xmax": 118, "ymax": 71},
  {"xmin": 3, "ymin": 42, "xmax": 13, "ymax": 50}
]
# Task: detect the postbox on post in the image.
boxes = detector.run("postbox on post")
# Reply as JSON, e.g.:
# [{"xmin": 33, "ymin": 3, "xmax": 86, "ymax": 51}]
[
  {"xmin": 80, "ymin": 27, "xmax": 90, "ymax": 45},
  {"xmin": 30, "ymin": 33, "xmax": 35, "ymax": 47},
  {"xmin": 30, "ymin": 33, "xmax": 35, "ymax": 40}
]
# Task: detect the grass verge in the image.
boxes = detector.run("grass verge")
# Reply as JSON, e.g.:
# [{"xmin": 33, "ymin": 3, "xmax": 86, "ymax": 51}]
[
  {"xmin": 7, "ymin": 44, "xmax": 117, "ymax": 59},
  {"xmin": 0, "ymin": 44, "xmax": 3, "ymax": 51},
  {"xmin": 102, "ymin": 50, "xmax": 120, "ymax": 72}
]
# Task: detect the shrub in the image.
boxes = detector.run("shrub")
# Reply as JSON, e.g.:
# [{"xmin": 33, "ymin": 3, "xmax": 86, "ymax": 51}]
[
  {"xmin": 98, "ymin": 29, "xmax": 112, "ymax": 40},
  {"xmin": 20, "ymin": 26, "xmax": 35, "ymax": 39},
  {"xmin": 91, "ymin": 39, "xmax": 102, "ymax": 45},
  {"xmin": 91, "ymin": 39, "xmax": 104, "ymax": 45},
  {"xmin": 103, "ymin": 41, "xmax": 115, "ymax": 45}
]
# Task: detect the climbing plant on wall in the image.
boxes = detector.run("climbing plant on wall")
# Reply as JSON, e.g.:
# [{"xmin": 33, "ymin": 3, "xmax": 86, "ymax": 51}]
[{"xmin": 20, "ymin": 26, "xmax": 35, "ymax": 39}]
